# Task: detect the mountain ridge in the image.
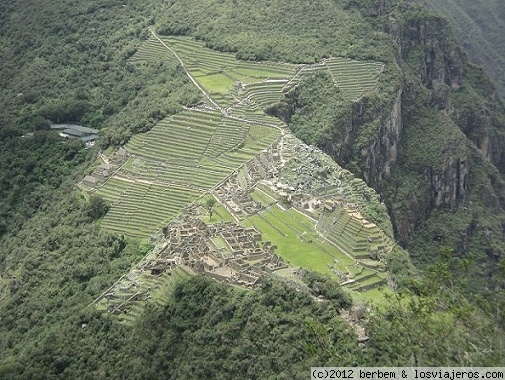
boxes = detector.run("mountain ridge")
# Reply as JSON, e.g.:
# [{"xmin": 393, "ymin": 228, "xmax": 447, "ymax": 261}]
[{"xmin": 0, "ymin": 0, "xmax": 505, "ymax": 376}]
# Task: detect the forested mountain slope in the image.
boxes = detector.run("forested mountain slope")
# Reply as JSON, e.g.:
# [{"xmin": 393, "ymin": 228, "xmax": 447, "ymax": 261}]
[
  {"xmin": 0, "ymin": 0, "xmax": 505, "ymax": 377},
  {"xmin": 158, "ymin": 0, "xmax": 505, "ymax": 301},
  {"xmin": 414, "ymin": 0, "xmax": 505, "ymax": 99}
]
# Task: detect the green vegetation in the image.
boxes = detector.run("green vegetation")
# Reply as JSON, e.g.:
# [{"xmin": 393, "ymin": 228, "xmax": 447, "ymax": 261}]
[
  {"xmin": 0, "ymin": 131, "xmax": 88, "ymax": 237},
  {"xmin": 156, "ymin": 0, "xmax": 397, "ymax": 64},
  {"xmin": 204, "ymin": 197, "xmax": 218, "ymax": 220},
  {"xmin": 2, "ymin": 0, "xmax": 505, "ymax": 377},
  {"xmin": 285, "ymin": 71, "xmax": 352, "ymax": 145},
  {"xmin": 249, "ymin": 208, "xmax": 340, "ymax": 275},
  {"xmin": 1, "ymin": 271, "xmax": 502, "ymax": 377},
  {"xmin": 99, "ymin": 180, "xmax": 202, "ymax": 239},
  {"xmin": 93, "ymin": 108, "xmax": 280, "ymax": 238},
  {"xmin": 276, "ymin": 1, "xmax": 505, "ymax": 303},
  {"xmin": 417, "ymin": 0, "xmax": 505, "ymax": 98},
  {"xmin": 88, "ymin": 33, "xmax": 386, "ymax": 239}
]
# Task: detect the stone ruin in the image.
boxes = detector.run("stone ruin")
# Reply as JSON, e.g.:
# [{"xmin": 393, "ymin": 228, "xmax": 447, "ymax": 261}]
[
  {"xmin": 156, "ymin": 219, "xmax": 287, "ymax": 287},
  {"xmin": 215, "ymin": 143, "xmax": 281, "ymax": 217}
]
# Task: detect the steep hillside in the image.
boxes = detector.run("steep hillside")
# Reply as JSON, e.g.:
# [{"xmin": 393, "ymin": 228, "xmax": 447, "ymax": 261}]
[
  {"xmin": 159, "ymin": 0, "xmax": 505, "ymax": 297},
  {"xmin": 414, "ymin": 0, "xmax": 505, "ymax": 99},
  {"xmin": 1, "ymin": 0, "xmax": 505, "ymax": 377}
]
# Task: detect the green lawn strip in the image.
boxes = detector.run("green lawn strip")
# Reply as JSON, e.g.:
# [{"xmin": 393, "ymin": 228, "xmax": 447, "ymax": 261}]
[
  {"xmin": 250, "ymin": 188, "xmax": 277, "ymax": 207},
  {"xmin": 195, "ymin": 73, "xmax": 235, "ymax": 94},
  {"xmin": 201, "ymin": 209, "xmax": 229, "ymax": 224},
  {"xmin": 232, "ymin": 66, "xmax": 296, "ymax": 80},
  {"xmin": 247, "ymin": 124, "xmax": 279, "ymax": 140},
  {"xmin": 154, "ymin": 120, "xmax": 218, "ymax": 133},
  {"xmin": 211, "ymin": 156, "xmax": 250, "ymax": 171},
  {"xmin": 265, "ymin": 207, "xmax": 345, "ymax": 264},
  {"xmin": 184, "ymin": 50, "xmax": 237, "ymax": 65},
  {"xmin": 155, "ymin": 172, "xmax": 224, "ymax": 188},
  {"xmin": 211, "ymin": 235, "xmax": 232, "ymax": 252},
  {"xmin": 350, "ymin": 286, "xmax": 390, "ymax": 305},
  {"xmin": 179, "ymin": 46, "xmax": 237, "ymax": 64},
  {"xmin": 245, "ymin": 81, "xmax": 287, "ymax": 91},
  {"xmin": 96, "ymin": 188, "xmax": 124, "ymax": 203},
  {"xmin": 186, "ymin": 65, "xmax": 215, "ymax": 77},
  {"xmin": 280, "ymin": 208, "xmax": 355, "ymax": 270},
  {"xmin": 349, "ymin": 267, "xmax": 375, "ymax": 281},
  {"xmin": 173, "ymin": 109, "xmax": 223, "ymax": 122},
  {"xmin": 248, "ymin": 213, "xmax": 336, "ymax": 277},
  {"xmin": 142, "ymin": 128, "xmax": 213, "ymax": 147},
  {"xmin": 264, "ymin": 206, "xmax": 306, "ymax": 236},
  {"xmin": 356, "ymin": 271, "xmax": 386, "ymax": 286},
  {"xmin": 285, "ymin": 208, "xmax": 317, "ymax": 229},
  {"xmin": 213, "ymin": 203, "xmax": 234, "ymax": 222}
]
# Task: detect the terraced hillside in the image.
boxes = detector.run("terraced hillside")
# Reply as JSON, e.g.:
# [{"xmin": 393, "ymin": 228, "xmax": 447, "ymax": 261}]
[
  {"xmin": 86, "ymin": 108, "xmax": 279, "ymax": 238},
  {"xmin": 90, "ymin": 34, "xmax": 382, "ymax": 239},
  {"xmin": 128, "ymin": 36, "xmax": 176, "ymax": 63},
  {"xmin": 84, "ymin": 31, "xmax": 394, "ymax": 311},
  {"xmin": 135, "ymin": 36, "xmax": 384, "ymax": 109}
]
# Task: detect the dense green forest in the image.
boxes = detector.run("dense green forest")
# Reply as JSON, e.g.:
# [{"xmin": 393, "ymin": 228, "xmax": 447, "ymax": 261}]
[
  {"xmin": 1, "ymin": 0, "xmax": 505, "ymax": 377},
  {"xmin": 414, "ymin": 0, "xmax": 505, "ymax": 99}
]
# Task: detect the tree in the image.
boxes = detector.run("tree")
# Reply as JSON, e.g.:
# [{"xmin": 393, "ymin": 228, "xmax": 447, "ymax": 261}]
[
  {"xmin": 204, "ymin": 197, "xmax": 217, "ymax": 220},
  {"xmin": 85, "ymin": 195, "xmax": 110, "ymax": 221}
]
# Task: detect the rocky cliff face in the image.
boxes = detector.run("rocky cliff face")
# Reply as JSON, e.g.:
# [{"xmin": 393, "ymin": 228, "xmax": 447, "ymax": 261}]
[
  {"xmin": 399, "ymin": 15, "xmax": 465, "ymax": 91},
  {"xmin": 303, "ymin": 8, "xmax": 505, "ymax": 260},
  {"xmin": 398, "ymin": 12, "xmax": 505, "ymax": 174},
  {"xmin": 316, "ymin": 87, "xmax": 403, "ymax": 188}
]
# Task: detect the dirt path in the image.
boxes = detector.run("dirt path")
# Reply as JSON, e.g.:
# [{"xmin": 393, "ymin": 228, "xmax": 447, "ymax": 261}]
[
  {"xmin": 149, "ymin": 28, "xmax": 287, "ymax": 134},
  {"xmin": 149, "ymin": 28, "xmax": 223, "ymax": 112}
]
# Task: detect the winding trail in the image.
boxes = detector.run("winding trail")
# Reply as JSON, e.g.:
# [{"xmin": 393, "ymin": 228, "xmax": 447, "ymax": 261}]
[
  {"xmin": 148, "ymin": 28, "xmax": 290, "ymax": 178},
  {"xmin": 149, "ymin": 28, "xmax": 223, "ymax": 112},
  {"xmin": 148, "ymin": 28, "xmax": 286, "ymax": 134}
]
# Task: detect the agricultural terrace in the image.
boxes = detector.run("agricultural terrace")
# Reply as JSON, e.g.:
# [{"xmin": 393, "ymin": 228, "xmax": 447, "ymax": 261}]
[
  {"xmin": 161, "ymin": 36, "xmax": 297, "ymax": 107},
  {"xmin": 96, "ymin": 34, "xmax": 386, "ymax": 248},
  {"xmin": 132, "ymin": 35, "xmax": 385, "ymax": 111},
  {"xmin": 86, "ymin": 33, "xmax": 392, "ymax": 318},
  {"xmin": 324, "ymin": 58, "xmax": 384, "ymax": 100},
  {"xmin": 128, "ymin": 36, "xmax": 177, "ymax": 63},
  {"xmin": 245, "ymin": 195, "xmax": 387, "ymax": 292},
  {"xmin": 94, "ymin": 266, "xmax": 192, "ymax": 323},
  {"xmin": 162, "ymin": 36, "xmax": 385, "ymax": 106},
  {"xmin": 97, "ymin": 108, "xmax": 279, "ymax": 238}
]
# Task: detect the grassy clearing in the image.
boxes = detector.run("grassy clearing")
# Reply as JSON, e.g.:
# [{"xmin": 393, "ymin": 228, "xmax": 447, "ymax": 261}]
[
  {"xmin": 350, "ymin": 286, "xmax": 391, "ymax": 305},
  {"xmin": 250, "ymin": 188, "xmax": 277, "ymax": 207},
  {"xmin": 211, "ymin": 235, "xmax": 231, "ymax": 252},
  {"xmin": 196, "ymin": 73, "xmax": 235, "ymax": 94},
  {"xmin": 249, "ymin": 212, "xmax": 337, "ymax": 277},
  {"xmin": 230, "ymin": 67, "xmax": 295, "ymax": 82},
  {"xmin": 199, "ymin": 195, "xmax": 235, "ymax": 224}
]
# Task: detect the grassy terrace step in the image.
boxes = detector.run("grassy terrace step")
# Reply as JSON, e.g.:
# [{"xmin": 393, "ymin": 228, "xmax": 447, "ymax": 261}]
[
  {"xmin": 144, "ymin": 122, "xmax": 217, "ymax": 138},
  {"xmin": 138, "ymin": 160, "xmax": 230, "ymax": 177},
  {"xmin": 129, "ymin": 38, "xmax": 175, "ymax": 62},
  {"xmin": 247, "ymin": 205, "xmax": 352, "ymax": 277},
  {"xmin": 155, "ymin": 120, "xmax": 218, "ymax": 133},
  {"xmin": 244, "ymin": 81, "xmax": 287, "ymax": 90},
  {"xmin": 98, "ymin": 117, "xmax": 278, "ymax": 238},
  {"xmin": 100, "ymin": 35, "xmax": 384, "ymax": 241}
]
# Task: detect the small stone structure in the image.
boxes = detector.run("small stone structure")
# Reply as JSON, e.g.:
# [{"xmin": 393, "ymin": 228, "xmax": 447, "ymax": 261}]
[{"xmin": 156, "ymin": 219, "xmax": 287, "ymax": 287}]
